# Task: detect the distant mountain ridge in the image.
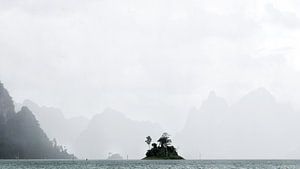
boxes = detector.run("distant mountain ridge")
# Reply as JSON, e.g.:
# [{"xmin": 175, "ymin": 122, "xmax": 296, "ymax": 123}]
[
  {"xmin": 16, "ymin": 100, "xmax": 89, "ymax": 153},
  {"xmin": 16, "ymin": 102, "xmax": 164, "ymax": 159},
  {"xmin": 0, "ymin": 82, "xmax": 75, "ymax": 159},
  {"xmin": 74, "ymin": 108, "xmax": 163, "ymax": 159},
  {"xmin": 6, "ymin": 82, "xmax": 300, "ymax": 159},
  {"xmin": 177, "ymin": 88, "xmax": 300, "ymax": 159}
]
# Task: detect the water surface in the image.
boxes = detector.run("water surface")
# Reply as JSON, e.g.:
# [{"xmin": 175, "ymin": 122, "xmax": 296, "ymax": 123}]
[{"xmin": 0, "ymin": 160, "xmax": 299, "ymax": 169}]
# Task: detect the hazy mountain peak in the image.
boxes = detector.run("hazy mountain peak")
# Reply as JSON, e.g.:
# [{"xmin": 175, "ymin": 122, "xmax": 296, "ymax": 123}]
[
  {"xmin": 249, "ymin": 87, "xmax": 273, "ymax": 97},
  {"xmin": 16, "ymin": 106, "xmax": 38, "ymax": 123},
  {"xmin": 101, "ymin": 107, "xmax": 127, "ymax": 119},
  {"xmin": 238, "ymin": 87, "xmax": 276, "ymax": 106},
  {"xmin": 200, "ymin": 91, "xmax": 228, "ymax": 112},
  {"xmin": 205, "ymin": 91, "xmax": 225, "ymax": 102},
  {"xmin": 0, "ymin": 82, "xmax": 15, "ymax": 121},
  {"xmin": 19, "ymin": 99, "xmax": 89, "ymax": 151},
  {"xmin": 23, "ymin": 99, "xmax": 39, "ymax": 108},
  {"xmin": 22, "ymin": 99, "xmax": 65, "ymax": 119},
  {"xmin": 208, "ymin": 90, "xmax": 217, "ymax": 99},
  {"xmin": 20, "ymin": 106, "xmax": 31, "ymax": 113},
  {"xmin": 75, "ymin": 108, "xmax": 163, "ymax": 159}
]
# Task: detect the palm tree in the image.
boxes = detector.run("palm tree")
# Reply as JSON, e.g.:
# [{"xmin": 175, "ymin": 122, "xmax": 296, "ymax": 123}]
[
  {"xmin": 145, "ymin": 136, "xmax": 152, "ymax": 150},
  {"xmin": 157, "ymin": 132, "xmax": 172, "ymax": 147},
  {"xmin": 157, "ymin": 132, "xmax": 172, "ymax": 157}
]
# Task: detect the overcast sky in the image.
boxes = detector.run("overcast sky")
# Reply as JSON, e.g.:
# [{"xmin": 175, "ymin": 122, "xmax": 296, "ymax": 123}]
[{"xmin": 1, "ymin": 0, "xmax": 300, "ymax": 131}]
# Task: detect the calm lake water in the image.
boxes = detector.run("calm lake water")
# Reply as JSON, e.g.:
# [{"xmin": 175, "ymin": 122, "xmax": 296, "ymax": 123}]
[{"xmin": 0, "ymin": 160, "xmax": 299, "ymax": 169}]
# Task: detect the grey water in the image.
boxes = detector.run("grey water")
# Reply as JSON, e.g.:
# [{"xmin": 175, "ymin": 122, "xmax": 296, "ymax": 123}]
[{"xmin": 0, "ymin": 160, "xmax": 300, "ymax": 169}]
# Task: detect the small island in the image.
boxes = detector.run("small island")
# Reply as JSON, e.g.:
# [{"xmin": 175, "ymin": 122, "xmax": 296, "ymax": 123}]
[
  {"xmin": 107, "ymin": 153, "xmax": 123, "ymax": 160},
  {"xmin": 143, "ymin": 132, "xmax": 184, "ymax": 160}
]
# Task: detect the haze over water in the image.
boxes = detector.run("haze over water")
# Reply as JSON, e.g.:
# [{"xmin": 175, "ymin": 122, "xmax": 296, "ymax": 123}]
[{"xmin": 2, "ymin": 0, "xmax": 300, "ymax": 163}]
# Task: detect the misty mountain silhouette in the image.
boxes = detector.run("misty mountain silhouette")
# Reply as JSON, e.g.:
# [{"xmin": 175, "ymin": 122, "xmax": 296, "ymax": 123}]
[
  {"xmin": 74, "ymin": 108, "xmax": 162, "ymax": 159},
  {"xmin": 17, "ymin": 100, "xmax": 89, "ymax": 153},
  {"xmin": 0, "ymin": 83, "xmax": 15, "ymax": 121},
  {"xmin": 177, "ymin": 88, "xmax": 300, "ymax": 159},
  {"xmin": 5, "ymin": 81, "xmax": 300, "ymax": 159},
  {"xmin": 0, "ymin": 82, "xmax": 75, "ymax": 159},
  {"xmin": 234, "ymin": 87, "xmax": 277, "ymax": 111}
]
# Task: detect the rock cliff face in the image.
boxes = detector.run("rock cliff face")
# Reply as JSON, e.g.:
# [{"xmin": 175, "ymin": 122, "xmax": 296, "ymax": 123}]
[
  {"xmin": 18, "ymin": 99, "xmax": 89, "ymax": 153},
  {"xmin": 0, "ymin": 82, "xmax": 15, "ymax": 122},
  {"xmin": 0, "ymin": 81, "xmax": 75, "ymax": 159}
]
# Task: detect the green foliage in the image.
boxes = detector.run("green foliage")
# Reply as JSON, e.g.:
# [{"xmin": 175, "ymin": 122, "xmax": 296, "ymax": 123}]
[
  {"xmin": 0, "ymin": 107, "xmax": 76, "ymax": 159},
  {"xmin": 145, "ymin": 136, "xmax": 152, "ymax": 149},
  {"xmin": 157, "ymin": 132, "xmax": 172, "ymax": 147},
  {"xmin": 0, "ymin": 82, "xmax": 75, "ymax": 159},
  {"xmin": 144, "ymin": 132, "xmax": 183, "ymax": 160}
]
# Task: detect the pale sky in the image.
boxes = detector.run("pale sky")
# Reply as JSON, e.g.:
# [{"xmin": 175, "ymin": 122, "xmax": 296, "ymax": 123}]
[{"xmin": 1, "ymin": 0, "xmax": 300, "ymax": 131}]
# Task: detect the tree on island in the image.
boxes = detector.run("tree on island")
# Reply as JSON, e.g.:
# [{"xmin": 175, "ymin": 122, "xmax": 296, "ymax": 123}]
[
  {"xmin": 145, "ymin": 136, "xmax": 152, "ymax": 150},
  {"xmin": 143, "ymin": 132, "xmax": 184, "ymax": 160}
]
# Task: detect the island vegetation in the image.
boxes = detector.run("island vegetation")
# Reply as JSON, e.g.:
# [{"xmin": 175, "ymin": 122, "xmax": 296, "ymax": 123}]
[{"xmin": 143, "ymin": 132, "xmax": 184, "ymax": 160}]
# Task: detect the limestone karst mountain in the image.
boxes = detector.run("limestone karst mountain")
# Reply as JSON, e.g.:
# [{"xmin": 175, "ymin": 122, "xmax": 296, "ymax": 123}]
[
  {"xmin": 0, "ymin": 81, "xmax": 75, "ymax": 159},
  {"xmin": 176, "ymin": 91, "xmax": 230, "ymax": 159},
  {"xmin": 16, "ymin": 100, "xmax": 89, "ymax": 153},
  {"xmin": 0, "ymin": 83, "xmax": 15, "ymax": 122},
  {"xmin": 177, "ymin": 88, "xmax": 300, "ymax": 159},
  {"xmin": 5, "ymin": 79, "xmax": 300, "ymax": 159},
  {"xmin": 74, "ymin": 108, "xmax": 162, "ymax": 159}
]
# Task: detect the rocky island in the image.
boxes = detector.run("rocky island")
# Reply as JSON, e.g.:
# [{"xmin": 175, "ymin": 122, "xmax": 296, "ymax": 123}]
[{"xmin": 143, "ymin": 133, "xmax": 184, "ymax": 160}]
